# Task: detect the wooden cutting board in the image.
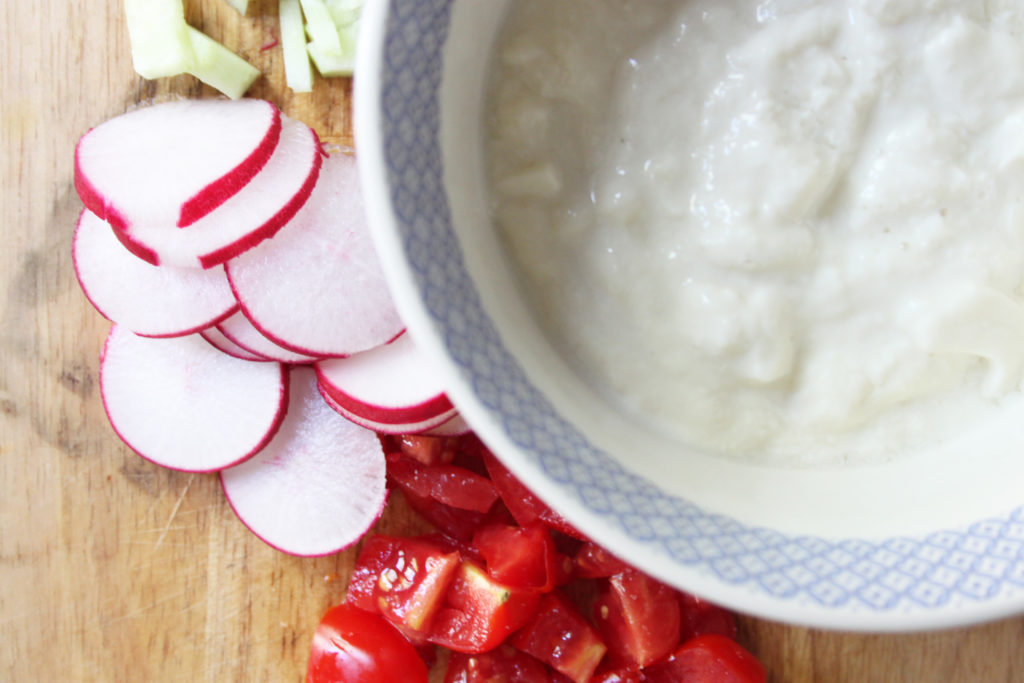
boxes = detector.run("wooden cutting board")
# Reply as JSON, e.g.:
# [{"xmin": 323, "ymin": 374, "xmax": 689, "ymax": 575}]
[{"xmin": 2, "ymin": 1, "xmax": 1022, "ymax": 680}]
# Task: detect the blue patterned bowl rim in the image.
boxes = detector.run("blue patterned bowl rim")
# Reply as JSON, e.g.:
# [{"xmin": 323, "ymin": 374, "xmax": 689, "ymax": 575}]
[{"xmin": 355, "ymin": 0, "xmax": 1024, "ymax": 630}]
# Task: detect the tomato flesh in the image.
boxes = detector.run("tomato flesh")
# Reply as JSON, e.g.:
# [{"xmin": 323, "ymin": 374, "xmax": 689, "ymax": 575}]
[
  {"xmin": 511, "ymin": 591, "xmax": 607, "ymax": 683},
  {"xmin": 389, "ymin": 457, "xmax": 499, "ymax": 513},
  {"xmin": 346, "ymin": 535, "xmax": 460, "ymax": 632},
  {"xmin": 573, "ymin": 542, "xmax": 629, "ymax": 579},
  {"xmin": 595, "ymin": 569, "xmax": 681, "ymax": 668},
  {"xmin": 589, "ymin": 666, "xmax": 645, "ymax": 683},
  {"xmin": 679, "ymin": 592, "xmax": 738, "ymax": 642},
  {"xmin": 397, "ymin": 434, "xmax": 455, "ymax": 465},
  {"xmin": 473, "ymin": 522, "xmax": 560, "ymax": 591},
  {"xmin": 443, "ymin": 645, "xmax": 550, "ymax": 683},
  {"xmin": 427, "ymin": 560, "xmax": 541, "ymax": 654},
  {"xmin": 643, "ymin": 634, "xmax": 766, "ymax": 683},
  {"xmin": 306, "ymin": 602, "xmax": 428, "ymax": 683},
  {"xmin": 481, "ymin": 452, "xmax": 584, "ymax": 539}
]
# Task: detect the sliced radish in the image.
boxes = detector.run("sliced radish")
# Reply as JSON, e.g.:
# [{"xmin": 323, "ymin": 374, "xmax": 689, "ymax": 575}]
[
  {"xmin": 99, "ymin": 325, "xmax": 288, "ymax": 472},
  {"xmin": 220, "ymin": 367, "xmax": 388, "ymax": 556},
  {"xmin": 75, "ymin": 99, "xmax": 281, "ymax": 231},
  {"xmin": 422, "ymin": 413, "xmax": 471, "ymax": 437},
  {"xmin": 73, "ymin": 209, "xmax": 237, "ymax": 337},
  {"xmin": 317, "ymin": 382, "xmax": 458, "ymax": 435},
  {"xmin": 227, "ymin": 153, "xmax": 404, "ymax": 356},
  {"xmin": 315, "ymin": 333, "xmax": 452, "ymax": 424},
  {"xmin": 111, "ymin": 115, "xmax": 323, "ymax": 269},
  {"xmin": 217, "ymin": 311, "xmax": 323, "ymax": 364},
  {"xmin": 201, "ymin": 326, "xmax": 270, "ymax": 362}
]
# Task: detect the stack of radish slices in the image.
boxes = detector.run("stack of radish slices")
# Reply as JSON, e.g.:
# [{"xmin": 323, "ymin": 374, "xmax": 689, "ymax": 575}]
[{"xmin": 73, "ymin": 99, "xmax": 467, "ymax": 556}]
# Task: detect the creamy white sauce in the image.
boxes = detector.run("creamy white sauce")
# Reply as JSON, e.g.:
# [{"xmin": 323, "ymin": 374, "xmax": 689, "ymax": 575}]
[{"xmin": 485, "ymin": 0, "xmax": 1024, "ymax": 465}]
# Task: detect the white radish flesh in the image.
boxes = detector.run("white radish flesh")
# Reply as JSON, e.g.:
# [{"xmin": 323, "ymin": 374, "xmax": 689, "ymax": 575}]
[
  {"xmin": 73, "ymin": 210, "xmax": 238, "ymax": 338},
  {"xmin": 315, "ymin": 333, "xmax": 452, "ymax": 425},
  {"xmin": 317, "ymin": 383, "xmax": 458, "ymax": 435},
  {"xmin": 100, "ymin": 326, "xmax": 288, "ymax": 472},
  {"xmin": 112, "ymin": 115, "xmax": 322, "ymax": 268},
  {"xmin": 221, "ymin": 367, "xmax": 388, "ymax": 556},
  {"xmin": 75, "ymin": 99, "xmax": 281, "ymax": 231},
  {"xmin": 201, "ymin": 326, "xmax": 270, "ymax": 362},
  {"xmin": 217, "ymin": 311, "xmax": 323, "ymax": 364},
  {"xmin": 227, "ymin": 153, "xmax": 404, "ymax": 356}
]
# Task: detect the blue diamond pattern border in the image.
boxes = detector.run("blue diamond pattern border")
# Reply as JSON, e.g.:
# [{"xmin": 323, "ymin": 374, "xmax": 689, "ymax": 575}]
[{"xmin": 377, "ymin": 0, "xmax": 1024, "ymax": 613}]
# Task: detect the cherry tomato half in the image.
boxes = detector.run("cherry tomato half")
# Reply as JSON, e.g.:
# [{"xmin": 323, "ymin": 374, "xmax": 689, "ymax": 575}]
[
  {"xmin": 512, "ymin": 591, "xmax": 607, "ymax": 683},
  {"xmin": 346, "ymin": 535, "xmax": 460, "ymax": 632},
  {"xmin": 595, "ymin": 569, "xmax": 681, "ymax": 669},
  {"xmin": 473, "ymin": 522, "xmax": 560, "ymax": 591},
  {"xmin": 444, "ymin": 645, "xmax": 549, "ymax": 683},
  {"xmin": 643, "ymin": 633, "xmax": 766, "ymax": 683},
  {"xmin": 306, "ymin": 602, "xmax": 428, "ymax": 683}
]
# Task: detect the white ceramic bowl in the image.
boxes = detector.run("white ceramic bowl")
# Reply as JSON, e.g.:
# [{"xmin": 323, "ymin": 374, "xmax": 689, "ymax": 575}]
[{"xmin": 355, "ymin": 0, "xmax": 1024, "ymax": 631}]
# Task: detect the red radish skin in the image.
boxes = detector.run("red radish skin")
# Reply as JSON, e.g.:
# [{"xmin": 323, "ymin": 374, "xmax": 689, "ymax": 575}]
[
  {"xmin": 99, "ymin": 325, "xmax": 289, "ymax": 472},
  {"xmin": 75, "ymin": 99, "xmax": 281, "ymax": 233},
  {"xmin": 422, "ymin": 414, "xmax": 471, "ymax": 437},
  {"xmin": 73, "ymin": 210, "xmax": 238, "ymax": 338},
  {"xmin": 226, "ymin": 153, "xmax": 405, "ymax": 356},
  {"xmin": 220, "ymin": 367, "xmax": 388, "ymax": 557},
  {"xmin": 177, "ymin": 113, "xmax": 282, "ymax": 227},
  {"xmin": 109, "ymin": 115, "xmax": 323, "ymax": 269},
  {"xmin": 217, "ymin": 311, "xmax": 323, "ymax": 364},
  {"xmin": 317, "ymin": 382, "xmax": 459, "ymax": 435},
  {"xmin": 315, "ymin": 333, "xmax": 453, "ymax": 426},
  {"xmin": 200, "ymin": 326, "xmax": 271, "ymax": 362}
]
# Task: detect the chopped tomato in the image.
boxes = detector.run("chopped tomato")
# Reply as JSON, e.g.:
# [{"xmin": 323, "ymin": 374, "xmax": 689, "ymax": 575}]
[
  {"xmin": 346, "ymin": 535, "xmax": 460, "ymax": 632},
  {"xmin": 679, "ymin": 592, "xmax": 738, "ymax": 642},
  {"xmin": 573, "ymin": 542, "xmax": 630, "ymax": 579},
  {"xmin": 389, "ymin": 457, "xmax": 499, "ymax": 513},
  {"xmin": 443, "ymin": 645, "xmax": 549, "ymax": 683},
  {"xmin": 427, "ymin": 560, "xmax": 541, "ymax": 654},
  {"xmin": 473, "ymin": 522, "xmax": 560, "ymax": 591},
  {"xmin": 643, "ymin": 634, "xmax": 766, "ymax": 683},
  {"xmin": 395, "ymin": 484, "xmax": 487, "ymax": 541},
  {"xmin": 588, "ymin": 666, "xmax": 645, "ymax": 683},
  {"xmin": 511, "ymin": 591, "xmax": 607, "ymax": 683},
  {"xmin": 398, "ymin": 434, "xmax": 456, "ymax": 465},
  {"xmin": 420, "ymin": 531, "xmax": 485, "ymax": 565},
  {"xmin": 306, "ymin": 602, "xmax": 428, "ymax": 683},
  {"xmin": 481, "ymin": 451, "xmax": 585, "ymax": 539},
  {"xmin": 594, "ymin": 569, "xmax": 681, "ymax": 668}
]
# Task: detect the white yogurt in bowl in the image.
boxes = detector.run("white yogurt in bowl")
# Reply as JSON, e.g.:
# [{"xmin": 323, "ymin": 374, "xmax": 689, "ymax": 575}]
[
  {"xmin": 357, "ymin": 0, "xmax": 1024, "ymax": 629},
  {"xmin": 486, "ymin": 0, "xmax": 1024, "ymax": 467}
]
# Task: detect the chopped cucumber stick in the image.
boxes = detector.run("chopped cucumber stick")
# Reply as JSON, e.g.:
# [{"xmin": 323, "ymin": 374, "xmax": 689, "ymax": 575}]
[
  {"xmin": 308, "ymin": 40, "xmax": 354, "ymax": 78},
  {"xmin": 280, "ymin": 0, "xmax": 314, "ymax": 92},
  {"xmin": 186, "ymin": 28, "xmax": 260, "ymax": 99},
  {"xmin": 326, "ymin": 0, "xmax": 363, "ymax": 28},
  {"xmin": 300, "ymin": 0, "xmax": 345, "ymax": 55},
  {"xmin": 124, "ymin": 0, "xmax": 194, "ymax": 79},
  {"xmin": 304, "ymin": 0, "xmax": 359, "ymax": 77}
]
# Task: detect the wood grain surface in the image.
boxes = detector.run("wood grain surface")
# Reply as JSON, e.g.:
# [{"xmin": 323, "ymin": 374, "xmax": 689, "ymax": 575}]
[{"xmin": 2, "ymin": 1, "xmax": 1022, "ymax": 681}]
